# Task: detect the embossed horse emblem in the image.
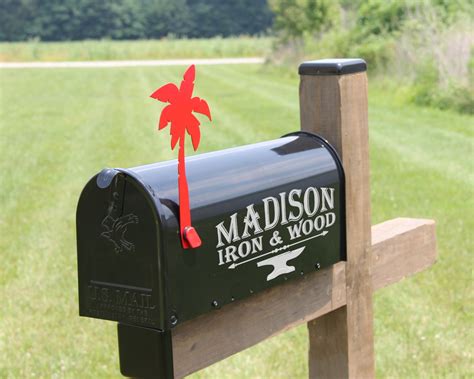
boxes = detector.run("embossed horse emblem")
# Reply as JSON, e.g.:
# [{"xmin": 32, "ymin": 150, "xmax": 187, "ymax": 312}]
[{"xmin": 100, "ymin": 213, "xmax": 139, "ymax": 253}]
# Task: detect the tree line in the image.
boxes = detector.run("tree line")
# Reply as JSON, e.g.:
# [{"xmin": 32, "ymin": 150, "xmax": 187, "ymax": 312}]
[{"xmin": 0, "ymin": 0, "xmax": 273, "ymax": 41}]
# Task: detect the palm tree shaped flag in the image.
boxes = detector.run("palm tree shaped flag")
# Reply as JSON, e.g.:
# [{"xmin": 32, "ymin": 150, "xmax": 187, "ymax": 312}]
[{"xmin": 150, "ymin": 65, "xmax": 211, "ymax": 249}]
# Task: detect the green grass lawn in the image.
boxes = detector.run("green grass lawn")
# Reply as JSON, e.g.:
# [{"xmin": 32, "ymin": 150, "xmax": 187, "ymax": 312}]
[
  {"xmin": 0, "ymin": 37, "xmax": 272, "ymax": 62},
  {"xmin": 0, "ymin": 64, "xmax": 472, "ymax": 378}
]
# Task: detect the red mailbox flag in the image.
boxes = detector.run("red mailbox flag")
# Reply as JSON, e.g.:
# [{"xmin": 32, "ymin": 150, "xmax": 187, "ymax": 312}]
[{"xmin": 150, "ymin": 65, "xmax": 212, "ymax": 249}]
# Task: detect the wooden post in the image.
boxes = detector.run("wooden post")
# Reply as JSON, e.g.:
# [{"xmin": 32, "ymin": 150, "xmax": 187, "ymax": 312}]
[{"xmin": 299, "ymin": 59, "xmax": 375, "ymax": 378}]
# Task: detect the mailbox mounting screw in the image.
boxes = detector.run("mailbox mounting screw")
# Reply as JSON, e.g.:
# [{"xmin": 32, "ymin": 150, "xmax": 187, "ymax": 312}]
[
  {"xmin": 170, "ymin": 315, "xmax": 178, "ymax": 326},
  {"xmin": 316, "ymin": 263, "xmax": 321, "ymax": 269},
  {"xmin": 211, "ymin": 300, "xmax": 219, "ymax": 308}
]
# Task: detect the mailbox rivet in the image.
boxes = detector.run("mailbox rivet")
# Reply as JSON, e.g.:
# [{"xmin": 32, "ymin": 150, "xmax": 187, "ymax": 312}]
[
  {"xmin": 170, "ymin": 315, "xmax": 178, "ymax": 326},
  {"xmin": 316, "ymin": 263, "xmax": 321, "ymax": 269},
  {"xmin": 211, "ymin": 300, "xmax": 219, "ymax": 308},
  {"xmin": 300, "ymin": 271, "xmax": 304, "ymax": 275}
]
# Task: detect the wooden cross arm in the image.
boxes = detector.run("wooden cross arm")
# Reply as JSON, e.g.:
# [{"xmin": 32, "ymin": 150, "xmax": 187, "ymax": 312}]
[{"xmin": 172, "ymin": 218, "xmax": 436, "ymax": 378}]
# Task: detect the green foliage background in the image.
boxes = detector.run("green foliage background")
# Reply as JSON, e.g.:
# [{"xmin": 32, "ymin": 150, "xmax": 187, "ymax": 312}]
[
  {"xmin": 269, "ymin": 0, "xmax": 473, "ymax": 114},
  {"xmin": 0, "ymin": 0, "xmax": 273, "ymax": 41}
]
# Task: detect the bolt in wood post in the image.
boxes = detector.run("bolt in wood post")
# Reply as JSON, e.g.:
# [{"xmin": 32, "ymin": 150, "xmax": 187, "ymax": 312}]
[{"xmin": 299, "ymin": 59, "xmax": 375, "ymax": 378}]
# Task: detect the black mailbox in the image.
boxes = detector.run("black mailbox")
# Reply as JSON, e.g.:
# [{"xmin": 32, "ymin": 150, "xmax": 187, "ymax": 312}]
[{"xmin": 76, "ymin": 131, "xmax": 345, "ymax": 377}]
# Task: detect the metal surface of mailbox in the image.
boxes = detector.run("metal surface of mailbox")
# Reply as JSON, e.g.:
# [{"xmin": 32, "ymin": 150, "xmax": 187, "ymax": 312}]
[{"xmin": 77, "ymin": 131, "xmax": 345, "ymax": 333}]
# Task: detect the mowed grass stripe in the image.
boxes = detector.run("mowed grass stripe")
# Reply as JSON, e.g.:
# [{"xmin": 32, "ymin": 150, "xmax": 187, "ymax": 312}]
[
  {"xmin": 369, "ymin": 102, "xmax": 473, "ymax": 186},
  {"xmin": 200, "ymin": 65, "xmax": 299, "ymax": 120},
  {"xmin": 0, "ymin": 70, "xmax": 88, "ymax": 209},
  {"xmin": 0, "ymin": 69, "xmax": 123, "ymax": 376},
  {"xmin": 197, "ymin": 65, "xmax": 298, "ymax": 144},
  {"xmin": 0, "ymin": 70, "xmax": 116, "ymax": 286},
  {"xmin": 211, "ymin": 64, "xmax": 298, "ymax": 101},
  {"xmin": 367, "ymin": 91, "xmax": 473, "ymax": 376},
  {"xmin": 370, "ymin": 144, "xmax": 472, "ymax": 377}
]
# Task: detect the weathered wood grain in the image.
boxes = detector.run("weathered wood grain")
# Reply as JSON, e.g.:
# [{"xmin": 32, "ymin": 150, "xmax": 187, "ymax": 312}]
[
  {"xmin": 300, "ymin": 70, "xmax": 375, "ymax": 378},
  {"xmin": 171, "ymin": 218, "xmax": 436, "ymax": 378},
  {"xmin": 371, "ymin": 218, "xmax": 437, "ymax": 290},
  {"xmin": 308, "ymin": 307, "xmax": 348, "ymax": 379}
]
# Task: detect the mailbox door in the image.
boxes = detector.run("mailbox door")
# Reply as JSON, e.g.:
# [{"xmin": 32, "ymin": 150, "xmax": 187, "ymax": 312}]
[{"xmin": 77, "ymin": 171, "xmax": 166, "ymax": 329}]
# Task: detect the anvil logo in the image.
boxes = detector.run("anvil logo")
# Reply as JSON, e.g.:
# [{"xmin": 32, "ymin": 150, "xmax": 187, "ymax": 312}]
[
  {"xmin": 257, "ymin": 246, "xmax": 306, "ymax": 281},
  {"xmin": 100, "ymin": 214, "xmax": 139, "ymax": 253}
]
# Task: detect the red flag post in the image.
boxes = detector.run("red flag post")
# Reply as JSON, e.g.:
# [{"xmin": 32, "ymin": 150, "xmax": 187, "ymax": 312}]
[{"xmin": 150, "ymin": 65, "xmax": 212, "ymax": 249}]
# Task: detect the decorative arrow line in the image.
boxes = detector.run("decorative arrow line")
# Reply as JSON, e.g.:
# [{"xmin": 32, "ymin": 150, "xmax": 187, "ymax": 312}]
[{"xmin": 228, "ymin": 230, "xmax": 329, "ymax": 270}]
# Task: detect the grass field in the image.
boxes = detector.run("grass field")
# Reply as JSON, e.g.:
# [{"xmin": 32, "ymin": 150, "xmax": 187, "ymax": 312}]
[
  {"xmin": 0, "ymin": 37, "xmax": 272, "ymax": 62},
  {"xmin": 0, "ymin": 63, "xmax": 472, "ymax": 378}
]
